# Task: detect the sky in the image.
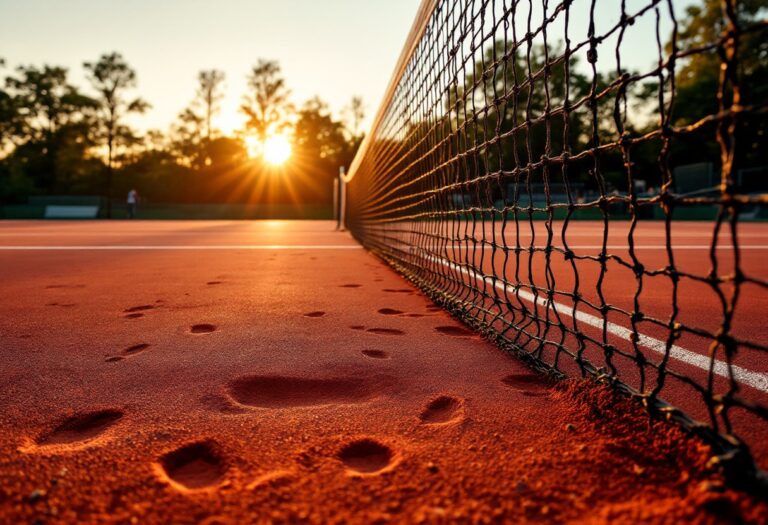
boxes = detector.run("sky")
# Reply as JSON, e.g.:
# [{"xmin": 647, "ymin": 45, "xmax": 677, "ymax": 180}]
[
  {"xmin": 0, "ymin": 0, "xmax": 694, "ymax": 138},
  {"xmin": 0, "ymin": 0, "xmax": 422, "ymax": 135}
]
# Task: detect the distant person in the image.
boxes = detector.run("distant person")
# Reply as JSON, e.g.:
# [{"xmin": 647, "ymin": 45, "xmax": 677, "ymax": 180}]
[{"xmin": 127, "ymin": 188, "xmax": 138, "ymax": 219}]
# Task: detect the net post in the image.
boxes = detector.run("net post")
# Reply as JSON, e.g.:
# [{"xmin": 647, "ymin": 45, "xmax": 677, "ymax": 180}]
[
  {"xmin": 338, "ymin": 166, "xmax": 347, "ymax": 232},
  {"xmin": 333, "ymin": 177, "xmax": 339, "ymax": 228}
]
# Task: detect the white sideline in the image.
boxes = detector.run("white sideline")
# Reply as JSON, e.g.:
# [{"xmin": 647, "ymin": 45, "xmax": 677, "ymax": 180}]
[
  {"xmin": 422, "ymin": 252, "xmax": 768, "ymax": 393},
  {"xmin": 538, "ymin": 245, "xmax": 768, "ymax": 250},
  {"xmin": 0, "ymin": 245, "xmax": 363, "ymax": 250},
  {"xmin": 443, "ymin": 244, "xmax": 767, "ymax": 250}
]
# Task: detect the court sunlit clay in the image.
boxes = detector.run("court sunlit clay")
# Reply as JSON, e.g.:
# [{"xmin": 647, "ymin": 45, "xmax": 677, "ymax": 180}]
[{"xmin": 1, "ymin": 0, "xmax": 767, "ymax": 523}]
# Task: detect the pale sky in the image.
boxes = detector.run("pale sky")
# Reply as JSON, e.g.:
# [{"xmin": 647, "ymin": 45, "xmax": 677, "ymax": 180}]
[
  {"xmin": 0, "ymin": 0, "xmax": 694, "ymax": 137},
  {"xmin": 0, "ymin": 0, "xmax": 422, "ymax": 135}
]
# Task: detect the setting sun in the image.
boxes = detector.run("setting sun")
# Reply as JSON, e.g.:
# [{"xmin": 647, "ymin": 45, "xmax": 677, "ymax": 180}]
[
  {"xmin": 263, "ymin": 134, "xmax": 292, "ymax": 165},
  {"xmin": 244, "ymin": 135, "xmax": 260, "ymax": 158},
  {"xmin": 244, "ymin": 133, "xmax": 292, "ymax": 166}
]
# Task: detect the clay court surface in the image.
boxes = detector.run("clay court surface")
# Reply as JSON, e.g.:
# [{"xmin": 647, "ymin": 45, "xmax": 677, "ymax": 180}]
[{"xmin": 0, "ymin": 220, "xmax": 766, "ymax": 523}]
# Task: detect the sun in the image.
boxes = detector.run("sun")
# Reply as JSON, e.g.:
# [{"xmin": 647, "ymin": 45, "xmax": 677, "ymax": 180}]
[
  {"xmin": 244, "ymin": 136, "xmax": 260, "ymax": 158},
  {"xmin": 262, "ymin": 134, "xmax": 292, "ymax": 166},
  {"xmin": 243, "ymin": 133, "xmax": 292, "ymax": 166}
]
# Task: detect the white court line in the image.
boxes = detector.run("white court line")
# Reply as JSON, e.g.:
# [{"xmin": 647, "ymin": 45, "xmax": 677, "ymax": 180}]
[
  {"xmin": 495, "ymin": 232, "xmax": 768, "ymax": 238},
  {"xmin": 434, "ymin": 244, "xmax": 768, "ymax": 250},
  {"xmin": 0, "ymin": 245, "xmax": 362, "ymax": 250},
  {"xmin": 558, "ymin": 245, "xmax": 768, "ymax": 250},
  {"xmin": 422, "ymin": 252, "xmax": 768, "ymax": 393},
  {"xmin": 0, "ymin": 232, "xmax": 349, "ymax": 236},
  {"xmin": 0, "ymin": 232, "xmax": 765, "ymax": 238}
]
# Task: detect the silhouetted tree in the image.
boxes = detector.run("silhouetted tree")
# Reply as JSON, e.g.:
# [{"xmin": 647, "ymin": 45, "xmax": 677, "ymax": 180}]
[
  {"xmin": 197, "ymin": 69, "xmax": 225, "ymax": 144},
  {"xmin": 6, "ymin": 65, "xmax": 95, "ymax": 141},
  {"xmin": 343, "ymin": 96, "xmax": 365, "ymax": 139},
  {"xmin": 669, "ymin": 0, "xmax": 767, "ymax": 169},
  {"xmin": 170, "ymin": 107, "xmax": 204, "ymax": 167},
  {"xmin": 1, "ymin": 64, "xmax": 97, "ymax": 194},
  {"xmin": 1, "ymin": 55, "xmax": 363, "ymax": 213},
  {"xmin": 0, "ymin": 58, "xmax": 19, "ymax": 151},
  {"xmin": 84, "ymin": 52, "xmax": 149, "ymax": 217},
  {"xmin": 293, "ymin": 97, "xmax": 357, "ymax": 202},
  {"xmin": 241, "ymin": 60, "xmax": 291, "ymax": 142},
  {"xmin": 170, "ymin": 70, "xmax": 226, "ymax": 168},
  {"xmin": 295, "ymin": 98, "xmax": 346, "ymax": 161}
]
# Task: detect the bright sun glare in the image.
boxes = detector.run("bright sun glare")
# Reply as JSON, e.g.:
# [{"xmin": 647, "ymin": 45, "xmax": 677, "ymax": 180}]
[
  {"xmin": 244, "ymin": 134, "xmax": 292, "ymax": 166},
  {"xmin": 263, "ymin": 134, "xmax": 292, "ymax": 166}
]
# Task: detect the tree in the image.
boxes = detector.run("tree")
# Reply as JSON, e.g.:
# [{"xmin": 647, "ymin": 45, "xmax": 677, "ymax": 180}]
[
  {"xmin": 2, "ymin": 64, "xmax": 97, "ymax": 193},
  {"xmin": 84, "ymin": 52, "xmax": 149, "ymax": 217},
  {"xmin": 294, "ymin": 98, "xmax": 346, "ymax": 161},
  {"xmin": 0, "ymin": 89, "xmax": 13, "ymax": 152},
  {"xmin": 669, "ymin": 0, "xmax": 767, "ymax": 169},
  {"xmin": 170, "ymin": 70, "xmax": 226, "ymax": 168},
  {"xmin": 241, "ymin": 60, "xmax": 291, "ymax": 142},
  {"xmin": 0, "ymin": 58, "xmax": 18, "ymax": 153},
  {"xmin": 343, "ymin": 96, "xmax": 365, "ymax": 139},
  {"xmin": 454, "ymin": 40, "xmax": 594, "ymax": 195},
  {"xmin": 6, "ymin": 65, "xmax": 95, "ymax": 142},
  {"xmin": 293, "ymin": 97, "xmax": 356, "ymax": 202},
  {"xmin": 196, "ymin": 69, "xmax": 225, "ymax": 143},
  {"xmin": 169, "ymin": 107, "xmax": 204, "ymax": 167},
  {"xmin": 144, "ymin": 129, "xmax": 167, "ymax": 152}
]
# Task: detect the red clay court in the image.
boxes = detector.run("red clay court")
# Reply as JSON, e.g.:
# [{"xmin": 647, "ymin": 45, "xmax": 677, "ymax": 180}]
[
  {"xmin": 2, "ymin": 0, "xmax": 767, "ymax": 521},
  {"xmin": 0, "ymin": 220, "xmax": 766, "ymax": 523}
]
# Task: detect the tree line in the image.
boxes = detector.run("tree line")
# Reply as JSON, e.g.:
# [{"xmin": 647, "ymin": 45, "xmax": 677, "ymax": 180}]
[
  {"xmin": 1, "ymin": 1, "xmax": 764, "ymax": 217},
  {"xmin": 443, "ymin": 0, "xmax": 766, "ymax": 201},
  {"xmin": 0, "ymin": 54, "xmax": 364, "ymax": 214}
]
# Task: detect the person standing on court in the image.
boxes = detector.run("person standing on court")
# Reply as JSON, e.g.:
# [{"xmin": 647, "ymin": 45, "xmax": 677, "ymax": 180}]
[{"xmin": 127, "ymin": 188, "xmax": 138, "ymax": 219}]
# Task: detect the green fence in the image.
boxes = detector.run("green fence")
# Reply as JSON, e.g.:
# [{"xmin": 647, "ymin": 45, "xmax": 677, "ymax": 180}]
[{"xmin": 0, "ymin": 200, "xmax": 333, "ymax": 220}]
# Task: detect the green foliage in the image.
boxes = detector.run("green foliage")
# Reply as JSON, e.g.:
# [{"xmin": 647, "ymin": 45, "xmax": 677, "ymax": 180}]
[
  {"xmin": 660, "ymin": 0, "xmax": 768, "ymax": 173},
  {"xmin": 0, "ymin": 52, "xmax": 362, "ymax": 209},
  {"xmin": 241, "ymin": 60, "xmax": 292, "ymax": 141},
  {"xmin": 455, "ymin": 40, "xmax": 596, "ymax": 192},
  {"xmin": 291, "ymin": 97, "xmax": 358, "ymax": 203},
  {"xmin": 295, "ymin": 97, "xmax": 347, "ymax": 163},
  {"xmin": 84, "ymin": 52, "xmax": 149, "ymax": 165},
  {"xmin": 4, "ymin": 5, "xmax": 759, "ymax": 212},
  {"xmin": 170, "ymin": 107, "xmax": 205, "ymax": 167},
  {"xmin": 169, "ymin": 69, "xmax": 227, "ymax": 168},
  {"xmin": 5, "ymin": 65, "xmax": 97, "ymax": 140},
  {"xmin": 343, "ymin": 96, "xmax": 366, "ymax": 139},
  {"xmin": 448, "ymin": 3, "xmax": 767, "ymax": 197},
  {"xmin": 197, "ymin": 69, "xmax": 225, "ymax": 142},
  {"xmin": 1, "ymin": 63, "xmax": 99, "ymax": 196}
]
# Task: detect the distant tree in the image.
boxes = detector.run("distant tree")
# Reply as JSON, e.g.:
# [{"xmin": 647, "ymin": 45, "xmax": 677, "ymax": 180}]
[
  {"xmin": 293, "ymin": 97, "xmax": 357, "ymax": 202},
  {"xmin": 171, "ymin": 70, "xmax": 226, "ymax": 168},
  {"xmin": 144, "ymin": 129, "xmax": 167, "ymax": 152},
  {"xmin": 668, "ymin": 0, "xmax": 767, "ymax": 169},
  {"xmin": 84, "ymin": 52, "xmax": 149, "ymax": 217},
  {"xmin": 198, "ymin": 136, "xmax": 250, "ymax": 202},
  {"xmin": 453, "ymin": 40, "xmax": 594, "ymax": 193},
  {"xmin": 343, "ymin": 96, "xmax": 365, "ymax": 139},
  {"xmin": 196, "ymin": 69, "xmax": 225, "ymax": 143},
  {"xmin": 2, "ymin": 64, "xmax": 97, "ymax": 192},
  {"xmin": 206, "ymin": 136, "xmax": 248, "ymax": 168},
  {"xmin": 294, "ymin": 97, "xmax": 347, "ymax": 162},
  {"xmin": 670, "ymin": 0, "xmax": 766, "ymax": 124},
  {"xmin": 169, "ymin": 107, "xmax": 204, "ymax": 167},
  {"xmin": 627, "ymin": 0, "xmax": 768, "ymax": 190},
  {"xmin": 5, "ymin": 65, "xmax": 95, "ymax": 144},
  {"xmin": 0, "ymin": 58, "xmax": 18, "ymax": 152},
  {"xmin": 241, "ymin": 60, "xmax": 291, "ymax": 142}
]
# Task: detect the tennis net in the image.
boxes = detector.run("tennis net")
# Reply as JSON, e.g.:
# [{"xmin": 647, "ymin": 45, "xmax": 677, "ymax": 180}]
[{"xmin": 344, "ymin": 0, "xmax": 768, "ymax": 486}]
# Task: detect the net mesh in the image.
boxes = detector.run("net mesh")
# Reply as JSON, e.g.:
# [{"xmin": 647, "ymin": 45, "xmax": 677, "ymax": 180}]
[{"xmin": 345, "ymin": 0, "xmax": 768, "ymax": 483}]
